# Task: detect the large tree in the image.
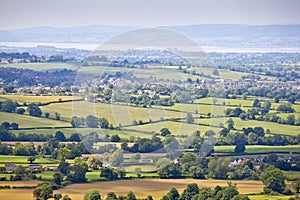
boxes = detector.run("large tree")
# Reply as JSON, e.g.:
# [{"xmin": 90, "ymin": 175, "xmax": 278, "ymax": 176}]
[
  {"xmin": 261, "ymin": 168, "xmax": 286, "ymax": 193},
  {"xmin": 2, "ymin": 99, "xmax": 17, "ymax": 113},
  {"xmin": 83, "ymin": 189, "xmax": 101, "ymax": 200},
  {"xmin": 27, "ymin": 103, "xmax": 42, "ymax": 117},
  {"xmin": 86, "ymin": 115, "xmax": 98, "ymax": 128},
  {"xmin": 33, "ymin": 183, "xmax": 53, "ymax": 200}
]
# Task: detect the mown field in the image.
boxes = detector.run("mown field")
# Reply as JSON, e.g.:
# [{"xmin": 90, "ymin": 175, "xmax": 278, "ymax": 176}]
[
  {"xmin": 0, "ymin": 179, "xmax": 268, "ymax": 200},
  {"xmin": 126, "ymin": 121, "xmax": 221, "ymax": 136},
  {"xmin": 0, "ymin": 112, "xmax": 70, "ymax": 128},
  {"xmin": 214, "ymin": 145, "xmax": 300, "ymax": 153},
  {"xmin": 0, "ymin": 155, "xmax": 56, "ymax": 164},
  {"xmin": 10, "ymin": 127, "xmax": 152, "ymax": 139},
  {"xmin": 195, "ymin": 117, "xmax": 300, "ymax": 136},
  {"xmin": 40, "ymin": 101, "xmax": 182, "ymax": 126}
]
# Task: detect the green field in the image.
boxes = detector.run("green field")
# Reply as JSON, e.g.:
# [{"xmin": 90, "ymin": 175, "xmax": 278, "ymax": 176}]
[
  {"xmin": 0, "ymin": 112, "xmax": 71, "ymax": 128},
  {"xmin": 195, "ymin": 117, "xmax": 300, "ymax": 136},
  {"xmin": 124, "ymin": 165, "xmax": 157, "ymax": 173},
  {"xmin": 11, "ymin": 127, "xmax": 153, "ymax": 139},
  {"xmin": 214, "ymin": 145, "xmax": 300, "ymax": 153},
  {"xmin": 219, "ymin": 69, "xmax": 249, "ymax": 80},
  {"xmin": 157, "ymin": 103, "xmax": 228, "ymax": 116},
  {"xmin": 0, "ymin": 95, "xmax": 82, "ymax": 104},
  {"xmin": 79, "ymin": 65, "xmax": 200, "ymax": 81},
  {"xmin": 127, "ymin": 121, "xmax": 221, "ymax": 136},
  {"xmin": 41, "ymin": 101, "xmax": 182, "ymax": 126},
  {"xmin": 3, "ymin": 63, "xmax": 79, "ymax": 71},
  {"xmin": 196, "ymin": 97, "xmax": 255, "ymax": 107},
  {"xmin": 0, "ymin": 155, "xmax": 56, "ymax": 164}
]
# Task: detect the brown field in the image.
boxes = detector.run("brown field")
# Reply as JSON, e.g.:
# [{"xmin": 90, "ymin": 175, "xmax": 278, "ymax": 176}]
[{"xmin": 0, "ymin": 179, "xmax": 266, "ymax": 200}]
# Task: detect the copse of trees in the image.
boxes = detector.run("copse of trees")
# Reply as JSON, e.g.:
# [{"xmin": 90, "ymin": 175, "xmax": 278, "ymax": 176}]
[
  {"xmin": 1, "ymin": 99, "xmax": 18, "ymax": 113},
  {"xmin": 27, "ymin": 103, "xmax": 42, "ymax": 117},
  {"xmin": 71, "ymin": 115, "xmax": 113, "ymax": 129},
  {"xmin": 121, "ymin": 136, "xmax": 164, "ymax": 153}
]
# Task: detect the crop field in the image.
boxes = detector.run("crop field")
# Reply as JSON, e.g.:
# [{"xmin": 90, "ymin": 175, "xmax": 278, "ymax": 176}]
[
  {"xmin": 195, "ymin": 117, "xmax": 300, "ymax": 136},
  {"xmin": 0, "ymin": 179, "xmax": 267, "ymax": 200},
  {"xmin": 248, "ymin": 195, "xmax": 293, "ymax": 200},
  {"xmin": 0, "ymin": 112, "xmax": 70, "ymax": 128},
  {"xmin": 56, "ymin": 179, "xmax": 267, "ymax": 199},
  {"xmin": 214, "ymin": 145, "xmax": 300, "ymax": 153},
  {"xmin": 3, "ymin": 63, "xmax": 79, "ymax": 71},
  {"xmin": 0, "ymin": 94, "xmax": 82, "ymax": 104}
]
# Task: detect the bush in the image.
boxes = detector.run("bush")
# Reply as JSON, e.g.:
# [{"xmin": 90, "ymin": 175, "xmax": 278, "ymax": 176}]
[
  {"xmin": 282, "ymin": 188, "xmax": 292, "ymax": 195},
  {"xmin": 0, "ymin": 185, "xmax": 10, "ymax": 189},
  {"xmin": 263, "ymin": 187, "xmax": 272, "ymax": 194}
]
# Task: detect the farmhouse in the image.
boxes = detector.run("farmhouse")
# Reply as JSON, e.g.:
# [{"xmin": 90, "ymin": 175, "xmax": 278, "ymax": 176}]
[
  {"xmin": 43, "ymin": 166, "xmax": 59, "ymax": 171},
  {"xmin": 5, "ymin": 163, "xmax": 17, "ymax": 171}
]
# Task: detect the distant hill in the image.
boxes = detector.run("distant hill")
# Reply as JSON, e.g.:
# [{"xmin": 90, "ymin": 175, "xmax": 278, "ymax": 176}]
[{"xmin": 0, "ymin": 24, "xmax": 300, "ymax": 48}]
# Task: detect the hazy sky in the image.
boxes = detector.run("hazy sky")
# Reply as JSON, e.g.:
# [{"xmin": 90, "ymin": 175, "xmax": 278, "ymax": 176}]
[{"xmin": 0, "ymin": 0, "xmax": 300, "ymax": 30}]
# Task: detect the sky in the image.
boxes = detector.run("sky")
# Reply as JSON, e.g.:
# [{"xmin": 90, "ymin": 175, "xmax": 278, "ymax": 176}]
[{"xmin": 0, "ymin": 0, "xmax": 300, "ymax": 30}]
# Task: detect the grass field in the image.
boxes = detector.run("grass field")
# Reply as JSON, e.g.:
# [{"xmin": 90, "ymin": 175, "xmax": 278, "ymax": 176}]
[
  {"xmin": 79, "ymin": 65, "xmax": 201, "ymax": 81},
  {"xmin": 0, "ymin": 155, "xmax": 56, "ymax": 164},
  {"xmin": 0, "ymin": 112, "xmax": 71, "ymax": 128},
  {"xmin": 158, "ymin": 103, "xmax": 228, "ymax": 116},
  {"xmin": 219, "ymin": 69, "xmax": 249, "ymax": 80},
  {"xmin": 0, "ymin": 94, "xmax": 82, "ymax": 104},
  {"xmin": 214, "ymin": 145, "xmax": 300, "ymax": 153},
  {"xmin": 124, "ymin": 165, "xmax": 157, "ymax": 173},
  {"xmin": 127, "ymin": 121, "xmax": 221, "ymax": 136},
  {"xmin": 195, "ymin": 97, "xmax": 255, "ymax": 107},
  {"xmin": 40, "ymin": 101, "xmax": 182, "ymax": 126},
  {"xmin": 3, "ymin": 63, "xmax": 79, "ymax": 71},
  {"xmin": 195, "ymin": 117, "xmax": 300, "ymax": 136}
]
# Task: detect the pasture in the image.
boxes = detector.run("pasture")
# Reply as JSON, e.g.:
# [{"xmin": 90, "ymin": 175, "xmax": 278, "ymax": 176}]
[
  {"xmin": 79, "ymin": 65, "xmax": 201, "ymax": 81},
  {"xmin": 195, "ymin": 117, "xmax": 300, "ymax": 136},
  {"xmin": 214, "ymin": 145, "xmax": 300, "ymax": 153},
  {"xmin": 40, "ymin": 101, "xmax": 182, "ymax": 126},
  {"xmin": 0, "ymin": 112, "xmax": 70, "ymax": 128},
  {"xmin": 0, "ymin": 155, "xmax": 56, "ymax": 164},
  {"xmin": 127, "ymin": 121, "xmax": 221, "ymax": 136},
  {"xmin": 0, "ymin": 94, "xmax": 82, "ymax": 104},
  {"xmin": 2, "ymin": 63, "xmax": 79, "ymax": 71}
]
